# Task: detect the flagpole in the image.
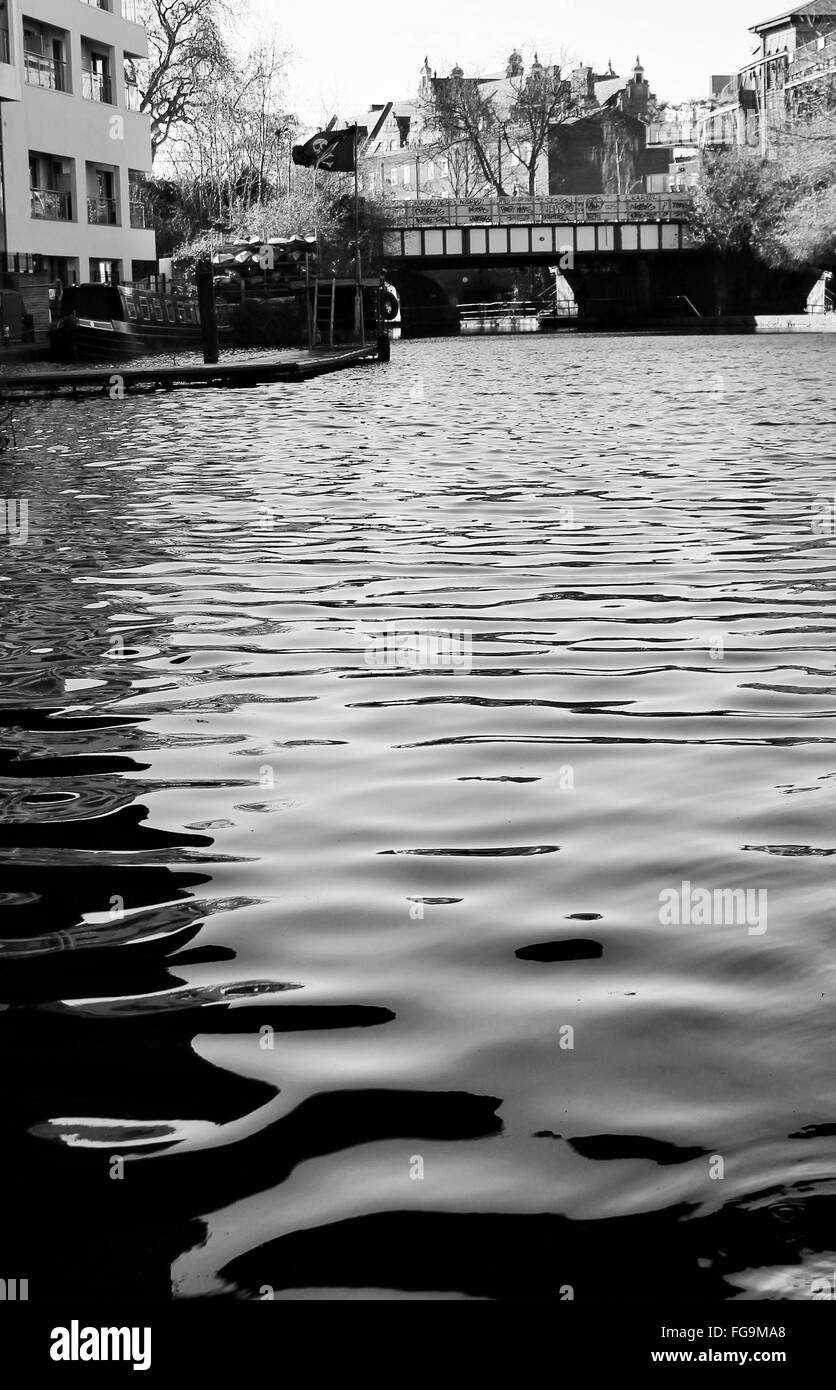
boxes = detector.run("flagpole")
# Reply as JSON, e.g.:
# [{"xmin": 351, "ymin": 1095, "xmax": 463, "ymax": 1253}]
[{"xmin": 354, "ymin": 124, "xmax": 365, "ymax": 346}]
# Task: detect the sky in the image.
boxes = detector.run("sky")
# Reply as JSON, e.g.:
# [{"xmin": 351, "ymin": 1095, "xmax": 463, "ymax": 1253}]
[{"xmin": 247, "ymin": 0, "xmax": 775, "ymax": 127}]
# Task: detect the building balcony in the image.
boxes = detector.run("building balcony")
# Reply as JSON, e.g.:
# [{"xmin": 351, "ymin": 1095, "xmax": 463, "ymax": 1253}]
[
  {"xmin": 24, "ymin": 53, "xmax": 68, "ymax": 92},
  {"xmin": 31, "ymin": 188, "xmax": 73, "ymax": 221},
  {"xmin": 82, "ymin": 69, "xmax": 113, "ymax": 103},
  {"xmin": 129, "ymin": 200, "xmax": 148, "ymax": 228},
  {"xmin": 125, "ymin": 81, "xmax": 140, "ymax": 110},
  {"xmin": 87, "ymin": 196, "xmax": 118, "ymax": 225}
]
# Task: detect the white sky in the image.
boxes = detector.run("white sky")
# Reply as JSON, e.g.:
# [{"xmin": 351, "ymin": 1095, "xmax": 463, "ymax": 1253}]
[{"xmin": 246, "ymin": 0, "xmax": 773, "ymax": 126}]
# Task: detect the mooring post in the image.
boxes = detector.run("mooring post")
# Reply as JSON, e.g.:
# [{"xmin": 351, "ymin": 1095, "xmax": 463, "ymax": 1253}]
[
  {"xmin": 195, "ymin": 258, "xmax": 219, "ymax": 365},
  {"xmin": 375, "ymin": 280, "xmax": 390, "ymax": 361}
]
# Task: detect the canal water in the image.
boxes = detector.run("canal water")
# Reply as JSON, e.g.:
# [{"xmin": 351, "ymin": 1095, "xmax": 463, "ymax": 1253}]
[{"xmin": 2, "ymin": 333, "xmax": 836, "ymax": 1300}]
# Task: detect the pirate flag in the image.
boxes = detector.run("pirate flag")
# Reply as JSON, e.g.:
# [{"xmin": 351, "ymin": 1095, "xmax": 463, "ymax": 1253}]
[{"xmin": 292, "ymin": 125, "xmax": 357, "ymax": 173}]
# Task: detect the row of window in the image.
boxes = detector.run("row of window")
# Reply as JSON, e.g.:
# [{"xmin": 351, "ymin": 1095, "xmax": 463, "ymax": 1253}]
[
  {"xmin": 372, "ymin": 148, "xmax": 530, "ymax": 189},
  {"xmin": 125, "ymin": 295, "xmax": 199, "ymax": 325},
  {"xmin": 7, "ymin": 16, "xmax": 143, "ymax": 111},
  {"xmin": 30, "ymin": 190, "xmax": 148, "ymax": 227},
  {"xmin": 377, "ymin": 159, "xmax": 449, "ymax": 188},
  {"xmin": 0, "ymin": 253, "xmax": 155, "ymax": 287},
  {"xmin": 28, "ymin": 152, "xmax": 148, "ymax": 228}
]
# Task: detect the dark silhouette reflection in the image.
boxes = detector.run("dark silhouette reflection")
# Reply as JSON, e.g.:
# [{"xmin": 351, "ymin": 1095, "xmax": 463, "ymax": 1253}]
[
  {"xmin": 515, "ymin": 939, "xmax": 603, "ymax": 962},
  {"xmin": 0, "ymin": 749, "xmax": 148, "ymax": 777},
  {"xmin": 567, "ymin": 1134, "xmax": 709, "ymax": 1164},
  {"xmin": 0, "ymin": 865, "xmax": 217, "ymax": 1003},
  {"xmin": 2, "ymin": 1083, "xmax": 502, "ymax": 1299},
  {"xmin": 0, "ymin": 803, "xmax": 214, "ymax": 851},
  {"xmin": 216, "ymin": 1188, "xmax": 836, "ymax": 1300}
]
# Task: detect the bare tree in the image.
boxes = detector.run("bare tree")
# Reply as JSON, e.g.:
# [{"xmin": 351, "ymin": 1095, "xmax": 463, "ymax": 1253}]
[
  {"xmin": 133, "ymin": 0, "xmax": 232, "ymax": 160},
  {"xmin": 502, "ymin": 55, "xmax": 574, "ymax": 195},
  {"xmin": 422, "ymin": 69, "xmax": 508, "ymax": 196},
  {"xmin": 444, "ymin": 142, "xmax": 490, "ymax": 198},
  {"xmin": 163, "ymin": 40, "xmax": 295, "ymax": 225},
  {"xmin": 612, "ymin": 131, "xmax": 643, "ymax": 196},
  {"xmin": 422, "ymin": 52, "xmax": 576, "ymax": 199}
]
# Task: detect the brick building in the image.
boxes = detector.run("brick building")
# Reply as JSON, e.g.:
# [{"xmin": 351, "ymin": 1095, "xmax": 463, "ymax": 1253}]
[
  {"xmin": 548, "ymin": 59, "xmax": 690, "ymax": 195},
  {"xmin": 348, "ymin": 54, "xmax": 559, "ymax": 201},
  {"xmin": 346, "ymin": 52, "xmax": 702, "ymax": 204}
]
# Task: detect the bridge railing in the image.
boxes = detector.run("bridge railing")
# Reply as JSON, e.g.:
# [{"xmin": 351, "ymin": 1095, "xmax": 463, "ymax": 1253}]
[{"xmin": 386, "ymin": 193, "xmax": 694, "ymax": 229}]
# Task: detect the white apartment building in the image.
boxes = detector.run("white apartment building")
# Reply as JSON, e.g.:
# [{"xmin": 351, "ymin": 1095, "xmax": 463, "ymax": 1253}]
[{"xmin": 0, "ymin": 0, "xmax": 156, "ymax": 287}]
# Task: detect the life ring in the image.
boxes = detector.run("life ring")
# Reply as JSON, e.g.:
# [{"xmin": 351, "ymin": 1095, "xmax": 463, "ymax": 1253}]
[{"xmin": 380, "ymin": 289, "xmax": 399, "ymax": 322}]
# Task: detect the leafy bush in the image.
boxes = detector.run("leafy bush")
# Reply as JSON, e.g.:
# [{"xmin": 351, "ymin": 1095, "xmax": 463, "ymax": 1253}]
[{"xmin": 694, "ymin": 116, "xmax": 836, "ymax": 271}]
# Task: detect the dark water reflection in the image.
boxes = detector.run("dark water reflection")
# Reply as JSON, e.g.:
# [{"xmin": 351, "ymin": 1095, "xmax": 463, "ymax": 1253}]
[{"xmin": 2, "ymin": 335, "xmax": 836, "ymax": 1299}]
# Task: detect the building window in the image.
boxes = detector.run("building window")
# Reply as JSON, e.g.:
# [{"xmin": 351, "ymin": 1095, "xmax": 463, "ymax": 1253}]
[
  {"xmin": 403, "ymin": 165, "xmax": 411, "ymax": 186},
  {"xmin": 90, "ymin": 259, "xmax": 122, "ymax": 285},
  {"xmin": 82, "ymin": 45, "xmax": 113, "ymax": 103},
  {"xmin": 124, "ymin": 55, "xmax": 141, "ymax": 110},
  {"xmin": 128, "ymin": 171, "xmax": 148, "ymax": 228},
  {"xmin": 86, "ymin": 165, "xmax": 119, "ymax": 224},
  {"xmin": 29, "ymin": 151, "xmax": 74, "ymax": 220},
  {"xmin": 23, "ymin": 21, "xmax": 68, "ymax": 92}
]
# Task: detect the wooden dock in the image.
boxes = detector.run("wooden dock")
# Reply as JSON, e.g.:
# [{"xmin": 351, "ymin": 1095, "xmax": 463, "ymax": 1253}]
[{"xmin": 0, "ymin": 343, "xmax": 383, "ymax": 400}]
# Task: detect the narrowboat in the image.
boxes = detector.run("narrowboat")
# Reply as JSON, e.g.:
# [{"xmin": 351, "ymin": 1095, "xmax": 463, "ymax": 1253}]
[{"xmin": 48, "ymin": 282, "xmax": 217, "ymax": 362}]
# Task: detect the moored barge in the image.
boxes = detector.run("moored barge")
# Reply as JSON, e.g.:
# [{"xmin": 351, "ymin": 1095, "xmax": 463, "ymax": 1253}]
[{"xmin": 48, "ymin": 282, "xmax": 215, "ymax": 362}]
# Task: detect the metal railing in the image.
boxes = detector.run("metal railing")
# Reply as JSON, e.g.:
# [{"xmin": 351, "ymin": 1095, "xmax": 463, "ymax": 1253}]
[
  {"xmin": 87, "ymin": 196, "xmax": 118, "ymax": 225},
  {"xmin": 391, "ymin": 192, "xmax": 695, "ymax": 228},
  {"xmin": 24, "ymin": 52, "xmax": 67, "ymax": 92},
  {"xmin": 786, "ymin": 32, "xmax": 836, "ymax": 88},
  {"xmin": 82, "ymin": 69, "xmax": 113, "ymax": 103},
  {"xmin": 129, "ymin": 200, "xmax": 147, "ymax": 228},
  {"xmin": 459, "ymin": 300, "xmax": 541, "ymax": 318},
  {"xmin": 123, "ymin": 276, "xmax": 195, "ymax": 295},
  {"xmin": 31, "ymin": 188, "xmax": 72, "ymax": 221}
]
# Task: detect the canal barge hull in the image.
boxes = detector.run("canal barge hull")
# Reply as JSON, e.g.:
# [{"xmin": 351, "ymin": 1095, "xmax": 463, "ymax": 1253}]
[{"xmin": 48, "ymin": 283, "xmax": 228, "ymax": 362}]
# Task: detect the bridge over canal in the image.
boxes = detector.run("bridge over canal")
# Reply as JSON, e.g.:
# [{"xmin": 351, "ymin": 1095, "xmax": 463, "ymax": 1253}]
[
  {"xmin": 382, "ymin": 193, "xmax": 699, "ymax": 265},
  {"xmin": 380, "ymin": 193, "xmax": 712, "ymax": 328}
]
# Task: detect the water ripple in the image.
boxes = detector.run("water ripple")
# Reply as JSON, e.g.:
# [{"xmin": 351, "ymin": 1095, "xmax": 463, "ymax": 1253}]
[{"xmin": 2, "ymin": 334, "xmax": 835, "ymax": 1300}]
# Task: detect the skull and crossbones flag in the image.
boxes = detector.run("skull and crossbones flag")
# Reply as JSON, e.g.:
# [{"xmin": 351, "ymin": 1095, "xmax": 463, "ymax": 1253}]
[{"xmin": 292, "ymin": 126, "xmax": 358, "ymax": 172}]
